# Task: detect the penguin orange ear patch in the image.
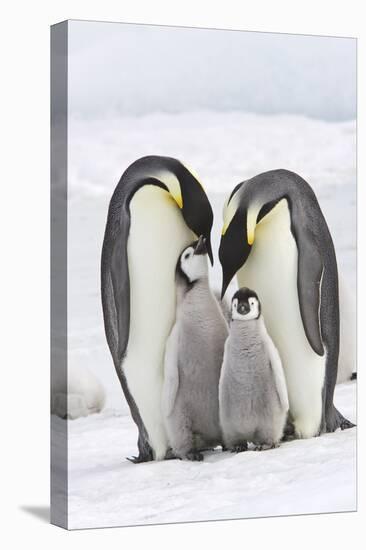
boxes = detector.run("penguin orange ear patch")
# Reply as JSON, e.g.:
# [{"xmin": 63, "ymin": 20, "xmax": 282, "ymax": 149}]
[
  {"xmin": 173, "ymin": 192, "xmax": 183, "ymax": 209},
  {"xmin": 166, "ymin": 190, "xmax": 183, "ymax": 209},
  {"xmin": 247, "ymin": 230, "xmax": 255, "ymax": 245},
  {"xmin": 246, "ymin": 205, "xmax": 260, "ymax": 245}
]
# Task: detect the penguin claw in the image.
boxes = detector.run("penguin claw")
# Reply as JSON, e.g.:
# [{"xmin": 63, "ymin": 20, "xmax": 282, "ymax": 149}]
[
  {"xmin": 186, "ymin": 450, "xmax": 204, "ymax": 461},
  {"xmin": 230, "ymin": 443, "xmax": 248, "ymax": 453},
  {"xmin": 340, "ymin": 418, "xmax": 356, "ymax": 430},
  {"xmin": 164, "ymin": 448, "xmax": 179, "ymax": 460},
  {"xmin": 281, "ymin": 433, "xmax": 296, "ymax": 442},
  {"xmin": 326, "ymin": 408, "xmax": 356, "ymax": 433},
  {"xmin": 126, "ymin": 455, "xmax": 139, "ymax": 463},
  {"xmin": 126, "ymin": 453, "xmax": 154, "ymax": 464},
  {"xmin": 254, "ymin": 443, "xmax": 278, "ymax": 451}
]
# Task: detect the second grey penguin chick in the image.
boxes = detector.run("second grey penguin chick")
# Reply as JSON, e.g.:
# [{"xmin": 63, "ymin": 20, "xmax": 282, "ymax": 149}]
[
  {"xmin": 219, "ymin": 288, "xmax": 289, "ymax": 452},
  {"xmin": 162, "ymin": 236, "xmax": 229, "ymax": 461}
]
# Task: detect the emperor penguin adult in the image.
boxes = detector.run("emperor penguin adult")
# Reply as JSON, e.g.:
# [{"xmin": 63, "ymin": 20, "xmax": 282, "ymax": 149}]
[
  {"xmin": 101, "ymin": 156, "xmax": 214, "ymax": 463},
  {"xmin": 219, "ymin": 169, "xmax": 354, "ymax": 439}
]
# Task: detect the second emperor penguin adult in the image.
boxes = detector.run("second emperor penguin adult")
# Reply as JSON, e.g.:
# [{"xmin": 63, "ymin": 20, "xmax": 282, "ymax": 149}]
[
  {"xmin": 101, "ymin": 156, "xmax": 214, "ymax": 463},
  {"xmin": 162, "ymin": 237, "xmax": 229, "ymax": 461},
  {"xmin": 219, "ymin": 288, "xmax": 289, "ymax": 452},
  {"xmin": 219, "ymin": 169, "xmax": 354, "ymax": 439}
]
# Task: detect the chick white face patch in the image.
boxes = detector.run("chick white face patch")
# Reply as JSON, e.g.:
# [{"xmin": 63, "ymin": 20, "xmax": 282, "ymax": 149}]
[
  {"xmin": 180, "ymin": 246, "xmax": 208, "ymax": 282},
  {"xmin": 232, "ymin": 296, "xmax": 260, "ymax": 321}
]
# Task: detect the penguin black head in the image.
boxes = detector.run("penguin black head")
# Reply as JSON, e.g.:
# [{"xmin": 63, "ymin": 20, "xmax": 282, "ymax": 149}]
[
  {"xmin": 153, "ymin": 158, "xmax": 214, "ymax": 265},
  {"xmin": 219, "ymin": 205, "xmax": 252, "ymax": 299},
  {"xmin": 176, "ymin": 164, "xmax": 214, "ymax": 266},
  {"xmin": 124, "ymin": 156, "xmax": 214, "ymax": 265},
  {"xmin": 231, "ymin": 287, "xmax": 261, "ymax": 321},
  {"xmin": 177, "ymin": 236, "xmax": 209, "ymax": 284},
  {"xmin": 219, "ymin": 173, "xmax": 286, "ymax": 298}
]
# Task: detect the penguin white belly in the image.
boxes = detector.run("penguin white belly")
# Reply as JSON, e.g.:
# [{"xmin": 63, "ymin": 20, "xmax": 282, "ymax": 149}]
[
  {"xmin": 237, "ymin": 199, "xmax": 326, "ymax": 438},
  {"xmin": 125, "ymin": 185, "xmax": 194, "ymax": 459}
]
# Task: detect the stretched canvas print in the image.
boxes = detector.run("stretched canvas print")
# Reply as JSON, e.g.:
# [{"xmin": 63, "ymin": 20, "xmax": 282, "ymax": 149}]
[{"xmin": 51, "ymin": 19, "xmax": 357, "ymax": 530}]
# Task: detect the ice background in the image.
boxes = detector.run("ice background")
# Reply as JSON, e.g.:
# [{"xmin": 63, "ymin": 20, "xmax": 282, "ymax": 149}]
[{"xmin": 57, "ymin": 21, "xmax": 357, "ymax": 528}]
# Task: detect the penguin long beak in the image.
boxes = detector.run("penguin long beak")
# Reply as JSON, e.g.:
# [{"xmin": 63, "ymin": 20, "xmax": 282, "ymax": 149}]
[
  {"xmin": 221, "ymin": 269, "xmax": 232, "ymax": 299},
  {"xmin": 194, "ymin": 235, "xmax": 207, "ymax": 256},
  {"xmin": 194, "ymin": 234, "xmax": 214, "ymax": 265},
  {"xmin": 205, "ymin": 237, "xmax": 214, "ymax": 266}
]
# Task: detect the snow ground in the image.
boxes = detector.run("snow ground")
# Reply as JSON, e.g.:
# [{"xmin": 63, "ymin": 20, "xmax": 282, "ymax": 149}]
[
  {"xmin": 65, "ymin": 111, "xmax": 356, "ymax": 528},
  {"xmin": 66, "ymin": 382, "xmax": 356, "ymax": 529}
]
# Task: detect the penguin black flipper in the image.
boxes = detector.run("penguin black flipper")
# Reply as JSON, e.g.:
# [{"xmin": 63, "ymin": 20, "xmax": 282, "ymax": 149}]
[
  {"xmin": 101, "ymin": 187, "xmax": 154, "ymax": 464},
  {"xmin": 289, "ymin": 178, "xmax": 355, "ymax": 434},
  {"xmin": 292, "ymin": 220, "xmax": 324, "ymax": 357},
  {"xmin": 101, "ymin": 207, "xmax": 130, "ymax": 366}
]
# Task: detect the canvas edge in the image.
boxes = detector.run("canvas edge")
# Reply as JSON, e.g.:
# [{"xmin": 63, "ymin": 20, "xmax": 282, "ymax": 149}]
[{"xmin": 50, "ymin": 19, "xmax": 68, "ymax": 530}]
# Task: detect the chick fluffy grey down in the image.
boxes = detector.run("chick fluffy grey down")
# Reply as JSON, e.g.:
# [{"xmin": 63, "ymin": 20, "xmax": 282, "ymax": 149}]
[
  {"xmin": 219, "ymin": 287, "xmax": 289, "ymax": 452},
  {"xmin": 162, "ymin": 237, "xmax": 229, "ymax": 461}
]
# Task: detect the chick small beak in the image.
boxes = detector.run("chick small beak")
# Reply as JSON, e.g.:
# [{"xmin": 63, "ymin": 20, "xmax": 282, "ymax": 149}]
[{"xmin": 238, "ymin": 303, "xmax": 250, "ymax": 315}]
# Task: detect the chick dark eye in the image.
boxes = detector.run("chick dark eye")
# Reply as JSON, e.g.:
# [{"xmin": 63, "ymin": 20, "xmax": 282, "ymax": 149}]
[{"xmin": 184, "ymin": 253, "xmax": 190, "ymax": 260}]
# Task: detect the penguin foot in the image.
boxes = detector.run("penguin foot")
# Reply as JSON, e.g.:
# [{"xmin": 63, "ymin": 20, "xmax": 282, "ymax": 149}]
[
  {"xmin": 351, "ymin": 372, "xmax": 357, "ymax": 381},
  {"xmin": 128, "ymin": 436, "xmax": 155, "ymax": 463},
  {"xmin": 339, "ymin": 418, "xmax": 356, "ymax": 430},
  {"xmin": 185, "ymin": 450, "xmax": 204, "ymax": 461},
  {"xmin": 126, "ymin": 455, "xmax": 152, "ymax": 464},
  {"xmin": 283, "ymin": 417, "xmax": 295, "ymax": 440},
  {"xmin": 326, "ymin": 407, "xmax": 356, "ymax": 433},
  {"xmin": 230, "ymin": 442, "xmax": 248, "ymax": 453},
  {"xmin": 164, "ymin": 448, "xmax": 180, "ymax": 460},
  {"xmin": 126, "ymin": 448, "xmax": 154, "ymax": 464},
  {"xmin": 254, "ymin": 442, "xmax": 279, "ymax": 451},
  {"xmin": 281, "ymin": 433, "xmax": 296, "ymax": 442}
]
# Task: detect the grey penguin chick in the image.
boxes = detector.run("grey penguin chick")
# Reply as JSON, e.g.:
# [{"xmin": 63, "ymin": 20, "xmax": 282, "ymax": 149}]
[
  {"xmin": 162, "ymin": 236, "xmax": 229, "ymax": 461},
  {"xmin": 219, "ymin": 288, "xmax": 289, "ymax": 452}
]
